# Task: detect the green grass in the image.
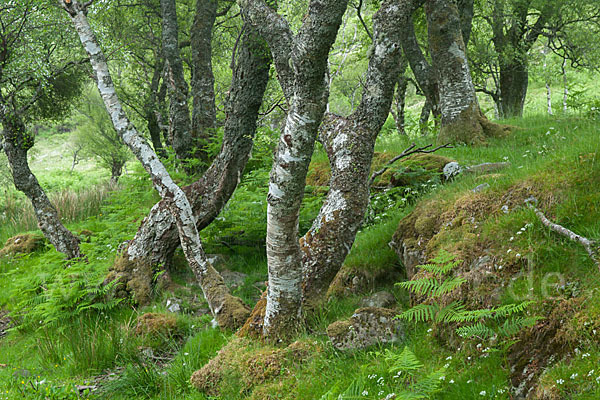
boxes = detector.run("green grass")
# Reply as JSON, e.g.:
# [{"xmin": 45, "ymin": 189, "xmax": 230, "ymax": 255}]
[{"xmin": 1, "ymin": 107, "xmax": 600, "ymax": 400}]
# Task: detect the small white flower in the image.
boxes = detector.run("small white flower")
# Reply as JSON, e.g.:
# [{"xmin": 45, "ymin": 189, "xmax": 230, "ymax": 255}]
[
  {"xmin": 439, "ymin": 376, "xmax": 446, "ymax": 381},
  {"xmin": 449, "ymin": 379, "xmax": 455, "ymax": 384},
  {"xmin": 556, "ymin": 379, "xmax": 564, "ymax": 385},
  {"xmin": 427, "ymin": 328, "xmax": 433, "ymax": 333},
  {"xmin": 570, "ymin": 373, "xmax": 578, "ymax": 380},
  {"xmin": 444, "ymin": 363, "xmax": 450, "ymax": 368},
  {"xmin": 582, "ymin": 353, "xmax": 590, "ymax": 358},
  {"xmin": 479, "ymin": 390, "xmax": 486, "ymax": 396},
  {"xmin": 467, "ymin": 379, "xmax": 473, "ymax": 383},
  {"xmin": 446, "ymin": 356, "xmax": 452, "ymax": 360},
  {"xmin": 361, "ymin": 390, "xmax": 368, "ymax": 396},
  {"xmin": 588, "ymin": 369, "xmax": 595, "ymax": 377}
]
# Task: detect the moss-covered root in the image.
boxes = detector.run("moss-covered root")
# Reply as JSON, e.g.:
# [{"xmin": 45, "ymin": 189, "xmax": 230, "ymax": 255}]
[
  {"xmin": 238, "ymin": 290, "xmax": 267, "ymax": 339},
  {"xmin": 0, "ymin": 234, "xmax": 46, "ymax": 257},
  {"xmin": 217, "ymin": 294, "xmax": 251, "ymax": 331},
  {"xmin": 437, "ymin": 105, "xmax": 514, "ymax": 145},
  {"xmin": 104, "ymin": 255, "xmax": 154, "ymax": 306}
]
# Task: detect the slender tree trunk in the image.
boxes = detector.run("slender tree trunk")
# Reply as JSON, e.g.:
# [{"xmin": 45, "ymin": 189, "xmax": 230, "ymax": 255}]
[
  {"xmin": 543, "ymin": 44, "xmax": 552, "ymax": 115},
  {"xmin": 124, "ymin": 21, "xmax": 271, "ymax": 273},
  {"xmin": 394, "ymin": 57, "xmax": 409, "ymax": 136},
  {"xmin": 190, "ymin": 0, "xmax": 217, "ymax": 163},
  {"xmin": 419, "ymin": 98, "xmax": 432, "ymax": 136},
  {"xmin": 61, "ymin": 0, "xmax": 248, "ymax": 330},
  {"xmin": 0, "ymin": 107, "xmax": 82, "ymax": 259},
  {"xmin": 401, "ymin": 3, "xmax": 439, "ymax": 123},
  {"xmin": 457, "ymin": 0, "xmax": 474, "ymax": 47},
  {"xmin": 562, "ymin": 59, "xmax": 568, "ymax": 112},
  {"xmin": 160, "ymin": 0, "xmax": 194, "ymax": 164},
  {"xmin": 426, "ymin": 0, "xmax": 509, "ymax": 144},
  {"xmin": 146, "ymin": 56, "xmax": 165, "ymax": 156}
]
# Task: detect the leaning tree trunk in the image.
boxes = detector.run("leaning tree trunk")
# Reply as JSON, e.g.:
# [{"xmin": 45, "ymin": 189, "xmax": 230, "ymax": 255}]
[
  {"xmin": 118, "ymin": 20, "xmax": 271, "ymax": 303},
  {"xmin": 0, "ymin": 108, "xmax": 82, "ymax": 259},
  {"xmin": 61, "ymin": 0, "xmax": 249, "ymax": 330},
  {"xmin": 426, "ymin": 0, "xmax": 510, "ymax": 144},
  {"xmin": 300, "ymin": 0, "xmax": 404, "ymax": 306},
  {"xmin": 241, "ymin": 0, "xmax": 349, "ymax": 340},
  {"xmin": 393, "ymin": 57, "xmax": 409, "ymax": 136}
]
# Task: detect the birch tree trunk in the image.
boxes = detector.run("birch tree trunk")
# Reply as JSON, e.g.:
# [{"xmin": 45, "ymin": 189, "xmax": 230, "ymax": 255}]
[
  {"xmin": 0, "ymin": 107, "xmax": 82, "ymax": 260},
  {"xmin": 190, "ymin": 0, "xmax": 217, "ymax": 163},
  {"xmin": 426, "ymin": 0, "xmax": 510, "ymax": 144},
  {"xmin": 61, "ymin": 0, "xmax": 249, "ymax": 330},
  {"xmin": 300, "ymin": 0, "xmax": 405, "ymax": 306},
  {"xmin": 240, "ymin": 0, "xmax": 349, "ymax": 340},
  {"xmin": 118, "ymin": 21, "xmax": 271, "ymax": 295}
]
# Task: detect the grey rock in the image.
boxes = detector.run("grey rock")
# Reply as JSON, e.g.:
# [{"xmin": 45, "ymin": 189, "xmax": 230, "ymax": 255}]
[
  {"xmin": 443, "ymin": 162, "xmax": 462, "ymax": 180},
  {"xmin": 166, "ymin": 298, "xmax": 181, "ymax": 313},
  {"xmin": 472, "ymin": 183, "xmax": 490, "ymax": 193},
  {"xmin": 360, "ymin": 291, "xmax": 397, "ymax": 309},
  {"xmin": 326, "ymin": 307, "xmax": 405, "ymax": 350}
]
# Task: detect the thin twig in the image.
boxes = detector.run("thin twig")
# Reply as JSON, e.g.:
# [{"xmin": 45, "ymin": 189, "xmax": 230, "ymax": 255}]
[
  {"xmin": 526, "ymin": 197, "xmax": 600, "ymax": 271},
  {"xmin": 369, "ymin": 142, "xmax": 452, "ymax": 186},
  {"xmin": 355, "ymin": 0, "xmax": 372, "ymax": 41}
]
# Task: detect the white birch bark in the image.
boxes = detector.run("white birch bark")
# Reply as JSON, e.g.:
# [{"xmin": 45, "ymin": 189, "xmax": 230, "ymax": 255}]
[{"xmin": 60, "ymin": 0, "xmax": 248, "ymax": 329}]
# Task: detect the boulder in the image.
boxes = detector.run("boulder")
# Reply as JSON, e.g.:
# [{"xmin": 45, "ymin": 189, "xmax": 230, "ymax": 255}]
[
  {"xmin": 359, "ymin": 291, "xmax": 397, "ymax": 309},
  {"xmin": 326, "ymin": 307, "xmax": 405, "ymax": 350},
  {"xmin": 220, "ymin": 269, "xmax": 248, "ymax": 289}
]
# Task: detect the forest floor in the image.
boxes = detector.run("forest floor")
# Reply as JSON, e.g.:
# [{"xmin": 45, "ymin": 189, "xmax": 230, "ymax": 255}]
[{"xmin": 0, "ymin": 112, "xmax": 599, "ymax": 399}]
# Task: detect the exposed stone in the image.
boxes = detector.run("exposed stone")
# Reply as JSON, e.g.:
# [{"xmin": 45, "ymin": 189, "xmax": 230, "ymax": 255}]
[
  {"xmin": 206, "ymin": 254, "xmax": 228, "ymax": 269},
  {"xmin": 472, "ymin": 183, "xmax": 490, "ymax": 193},
  {"xmin": 220, "ymin": 269, "xmax": 248, "ymax": 289},
  {"xmin": 443, "ymin": 161, "xmax": 462, "ymax": 180},
  {"xmin": 359, "ymin": 291, "xmax": 397, "ymax": 309},
  {"xmin": 166, "ymin": 298, "xmax": 181, "ymax": 313},
  {"xmin": 326, "ymin": 307, "xmax": 405, "ymax": 350}
]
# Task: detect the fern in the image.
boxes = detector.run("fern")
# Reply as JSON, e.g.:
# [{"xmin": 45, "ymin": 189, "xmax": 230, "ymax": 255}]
[
  {"xmin": 397, "ymin": 251, "xmax": 535, "ymax": 340},
  {"xmin": 386, "ymin": 347, "xmax": 424, "ymax": 374}
]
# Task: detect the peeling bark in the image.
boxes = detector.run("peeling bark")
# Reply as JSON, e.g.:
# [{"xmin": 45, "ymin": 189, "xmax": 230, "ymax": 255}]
[
  {"xmin": 426, "ymin": 0, "xmax": 509, "ymax": 144},
  {"xmin": 0, "ymin": 107, "xmax": 82, "ymax": 260},
  {"xmin": 300, "ymin": 0, "xmax": 405, "ymax": 307},
  {"xmin": 62, "ymin": 0, "xmax": 248, "ymax": 330}
]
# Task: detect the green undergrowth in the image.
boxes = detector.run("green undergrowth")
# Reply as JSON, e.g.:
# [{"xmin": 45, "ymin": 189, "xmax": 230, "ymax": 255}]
[{"xmin": 0, "ymin": 114, "xmax": 599, "ymax": 399}]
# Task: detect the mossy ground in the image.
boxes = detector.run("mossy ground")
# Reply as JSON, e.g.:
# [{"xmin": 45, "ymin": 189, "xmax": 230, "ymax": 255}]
[{"xmin": 0, "ymin": 114, "xmax": 599, "ymax": 399}]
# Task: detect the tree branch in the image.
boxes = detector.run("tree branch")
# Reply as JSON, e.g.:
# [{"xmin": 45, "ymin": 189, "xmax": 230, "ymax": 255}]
[
  {"xmin": 369, "ymin": 142, "xmax": 452, "ymax": 186},
  {"xmin": 526, "ymin": 197, "xmax": 600, "ymax": 271}
]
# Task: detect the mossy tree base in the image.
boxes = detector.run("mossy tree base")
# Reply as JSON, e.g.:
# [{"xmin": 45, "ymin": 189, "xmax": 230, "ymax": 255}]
[{"xmin": 437, "ymin": 104, "xmax": 513, "ymax": 145}]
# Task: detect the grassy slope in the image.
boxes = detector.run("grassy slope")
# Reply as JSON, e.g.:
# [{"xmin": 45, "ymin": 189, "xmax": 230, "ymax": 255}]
[{"xmin": 0, "ymin": 109, "xmax": 599, "ymax": 399}]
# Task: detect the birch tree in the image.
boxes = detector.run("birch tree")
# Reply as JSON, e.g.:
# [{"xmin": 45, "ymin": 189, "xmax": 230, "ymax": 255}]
[
  {"xmin": 240, "ymin": 0, "xmax": 349, "ymax": 339},
  {"xmin": 108, "ymin": 16, "xmax": 272, "ymax": 302},
  {"xmin": 0, "ymin": 0, "xmax": 84, "ymax": 260},
  {"xmin": 60, "ymin": 0, "xmax": 249, "ymax": 330}
]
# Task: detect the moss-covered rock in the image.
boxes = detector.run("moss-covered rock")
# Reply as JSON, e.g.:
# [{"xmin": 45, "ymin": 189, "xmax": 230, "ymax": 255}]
[
  {"xmin": 190, "ymin": 338, "xmax": 319, "ymax": 396},
  {"xmin": 134, "ymin": 312, "xmax": 178, "ymax": 337},
  {"xmin": 0, "ymin": 234, "xmax": 46, "ymax": 257},
  {"xmin": 326, "ymin": 307, "xmax": 405, "ymax": 350}
]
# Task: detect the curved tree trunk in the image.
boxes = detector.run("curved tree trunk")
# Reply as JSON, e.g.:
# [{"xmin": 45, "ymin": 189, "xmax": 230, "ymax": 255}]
[
  {"xmin": 0, "ymin": 107, "xmax": 82, "ymax": 259},
  {"xmin": 62, "ymin": 0, "xmax": 248, "ymax": 330},
  {"xmin": 124, "ymin": 20, "xmax": 271, "ymax": 273},
  {"xmin": 426, "ymin": 0, "xmax": 509, "ymax": 144},
  {"xmin": 240, "ymin": 0, "xmax": 349, "ymax": 340},
  {"xmin": 300, "ymin": 0, "xmax": 405, "ymax": 306}
]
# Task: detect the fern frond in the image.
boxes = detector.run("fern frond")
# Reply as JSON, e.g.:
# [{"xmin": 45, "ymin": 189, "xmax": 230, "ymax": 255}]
[
  {"xmin": 431, "ymin": 276, "xmax": 466, "ymax": 297},
  {"xmin": 436, "ymin": 301, "xmax": 465, "ymax": 323},
  {"xmin": 397, "ymin": 304, "xmax": 438, "ymax": 323},
  {"xmin": 455, "ymin": 322, "xmax": 496, "ymax": 339},
  {"xmin": 387, "ymin": 347, "xmax": 424, "ymax": 374},
  {"xmin": 397, "ymin": 278, "xmax": 440, "ymax": 297},
  {"xmin": 418, "ymin": 259, "xmax": 461, "ymax": 275},
  {"xmin": 411, "ymin": 367, "xmax": 446, "ymax": 397}
]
